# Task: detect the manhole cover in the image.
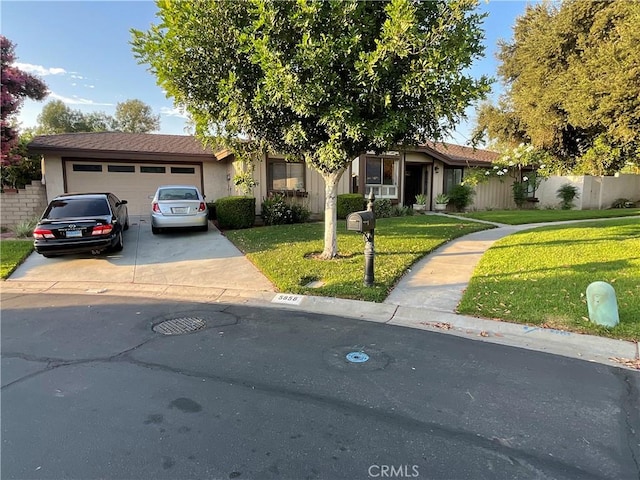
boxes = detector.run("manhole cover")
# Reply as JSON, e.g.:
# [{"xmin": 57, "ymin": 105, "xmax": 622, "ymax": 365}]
[
  {"xmin": 153, "ymin": 317, "xmax": 206, "ymax": 335},
  {"xmin": 346, "ymin": 352, "xmax": 370, "ymax": 363}
]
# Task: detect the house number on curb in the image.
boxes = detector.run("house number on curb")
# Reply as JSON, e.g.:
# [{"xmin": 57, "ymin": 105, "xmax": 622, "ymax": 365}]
[{"xmin": 272, "ymin": 294, "xmax": 304, "ymax": 305}]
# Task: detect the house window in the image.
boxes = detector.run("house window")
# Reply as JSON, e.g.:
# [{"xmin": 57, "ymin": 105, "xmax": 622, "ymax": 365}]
[
  {"xmin": 268, "ymin": 159, "xmax": 305, "ymax": 192},
  {"xmin": 443, "ymin": 167, "xmax": 463, "ymax": 193},
  {"xmin": 171, "ymin": 167, "xmax": 196, "ymax": 174},
  {"xmin": 108, "ymin": 165, "xmax": 135, "ymax": 173},
  {"xmin": 364, "ymin": 157, "xmax": 398, "ymax": 198},
  {"xmin": 72, "ymin": 164, "xmax": 102, "ymax": 172},
  {"xmin": 141, "ymin": 166, "xmax": 166, "ymax": 173}
]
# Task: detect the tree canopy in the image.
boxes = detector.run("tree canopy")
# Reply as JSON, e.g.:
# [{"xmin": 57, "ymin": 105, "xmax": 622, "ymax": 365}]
[
  {"xmin": 473, "ymin": 0, "xmax": 640, "ymax": 174},
  {"xmin": 1, "ymin": 35, "xmax": 48, "ymax": 165},
  {"xmin": 114, "ymin": 99, "xmax": 160, "ymax": 133},
  {"xmin": 132, "ymin": 0, "xmax": 490, "ymax": 257},
  {"xmin": 36, "ymin": 99, "xmax": 160, "ymax": 134}
]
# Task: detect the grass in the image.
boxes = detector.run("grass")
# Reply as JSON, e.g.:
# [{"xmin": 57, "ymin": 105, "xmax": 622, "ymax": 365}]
[
  {"xmin": 0, "ymin": 240, "xmax": 33, "ymax": 279},
  {"xmin": 458, "ymin": 208, "xmax": 640, "ymax": 225},
  {"xmin": 457, "ymin": 218, "xmax": 640, "ymax": 341},
  {"xmin": 225, "ymin": 215, "xmax": 491, "ymax": 302}
]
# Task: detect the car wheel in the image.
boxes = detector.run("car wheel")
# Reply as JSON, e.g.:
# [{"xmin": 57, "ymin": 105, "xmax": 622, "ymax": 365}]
[
  {"xmin": 201, "ymin": 222, "xmax": 209, "ymax": 232},
  {"xmin": 152, "ymin": 226, "xmax": 160, "ymax": 235},
  {"xmin": 112, "ymin": 231, "xmax": 124, "ymax": 251},
  {"xmin": 124, "ymin": 217, "xmax": 129, "ymax": 231},
  {"xmin": 42, "ymin": 253, "xmax": 60, "ymax": 258}
]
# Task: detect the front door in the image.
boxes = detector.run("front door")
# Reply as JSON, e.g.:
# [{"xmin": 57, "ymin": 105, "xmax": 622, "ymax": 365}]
[{"xmin": 404, "ymin": 164, "xmax": 426, "ymax": 206}]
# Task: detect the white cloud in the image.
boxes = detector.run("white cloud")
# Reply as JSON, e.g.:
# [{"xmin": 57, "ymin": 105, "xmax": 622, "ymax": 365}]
[
  {"xmin": 14, "ymin": 62, "xmax": 66, "ymax": 76},
  {"xmin": 161, "ymin": 106, "xmax": 189, "ymax": 119},
  {"xmin": 50, "ymin": 92, "xmax": 113, "ymax": 106},
  {"xmin": 70, "ymin": 74, "xmax": 85, "ymax": 80}
]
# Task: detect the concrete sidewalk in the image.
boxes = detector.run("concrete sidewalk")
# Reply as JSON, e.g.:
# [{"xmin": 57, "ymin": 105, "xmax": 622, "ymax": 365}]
[{"xmin": 2, "ymin": 214, "xmax": 639, "ymax": 370}]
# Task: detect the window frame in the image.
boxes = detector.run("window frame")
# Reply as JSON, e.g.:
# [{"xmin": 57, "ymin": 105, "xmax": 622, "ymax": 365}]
[{"xmin": 267, "ymin": 157, "xmax": 306, "ymax": 195}]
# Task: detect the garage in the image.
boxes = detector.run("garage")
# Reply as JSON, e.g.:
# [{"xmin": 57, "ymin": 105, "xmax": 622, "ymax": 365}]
[
  {"xmin": 29, "ymin": 132, "xmax": 225, "ymax": 217},
  {"xmin": 65, "ymin": 160, "xmax": 203, "ymax": 215}
]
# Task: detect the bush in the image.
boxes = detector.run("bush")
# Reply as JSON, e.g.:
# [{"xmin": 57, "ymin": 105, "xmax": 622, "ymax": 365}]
[
  {"xmin": 11, "ymin": 217, "xmax": 39, "ymax": 238},
  {"xmin": 373, "ymin": 198, "xmax": 393, "ymax": 218},
  {"xmin": 448, "ymin": 184, "xmax": 475, "ymax": 212},
  {"xmin": 512, "ymin": 182, "xmax": 528, "ymax": 208},
  {"xmin": 215, "ymin": 196, "xmax": 255, "ymax": 229},
  {"xmin": 337, "ymin": 194, "xmax": 365, "ymax": 219},
  {"xmin": 392, "ymin": 205, "xmax": 415, "ymax": 217},
  {"xmin": 556, "ymin": 183, "xmax": 580, "ymax": 210},
  {"xmin": 261, "ymin": 194, "xmax": 311, "ymax": 226},
  {"xmin": 611, "ymin": 198, "xmax": 635, "ymax": 209}
]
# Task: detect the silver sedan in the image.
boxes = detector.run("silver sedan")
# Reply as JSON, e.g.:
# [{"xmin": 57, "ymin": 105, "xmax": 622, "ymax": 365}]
[{"xmin": 150, "ymin": 185, "xmax": 209, "ymax": 234}]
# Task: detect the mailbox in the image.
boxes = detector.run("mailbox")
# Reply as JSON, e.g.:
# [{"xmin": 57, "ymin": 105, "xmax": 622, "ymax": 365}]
[{"xmin": 346, "ymin": 210, "xmax": 375, "ymax": 233}]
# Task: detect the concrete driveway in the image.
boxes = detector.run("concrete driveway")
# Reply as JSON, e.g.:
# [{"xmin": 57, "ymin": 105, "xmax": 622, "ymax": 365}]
[{"xmin": 7, "ymin": 216, "xmax": 275, "ymax": 293}]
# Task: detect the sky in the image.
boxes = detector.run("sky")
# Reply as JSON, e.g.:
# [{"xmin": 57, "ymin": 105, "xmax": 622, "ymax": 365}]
[{"xmin": 1, "ymin": 0, "xmax": 534, "ymax": 146}]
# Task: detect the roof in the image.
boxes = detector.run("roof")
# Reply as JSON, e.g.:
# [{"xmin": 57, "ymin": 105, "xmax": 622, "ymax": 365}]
[
  {"xmin": 28, "ymin": 132, "xmax": 498, "ymax": 166},
  {"xmin": 28, "ymin": 132, "xmax": 219, "ymax": 161},
  {"xmin": 417, "ymin": 141, "xmax": 499, "ymax": 166}
]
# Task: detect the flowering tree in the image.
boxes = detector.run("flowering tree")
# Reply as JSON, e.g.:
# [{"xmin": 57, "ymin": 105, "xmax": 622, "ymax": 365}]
[
  {"xmin": 1, "ymin": 36, "xmax": 48, "ymax": 166},
  {"xmin": 463, "ymin": 143, "xmax": 552, "ymax": 208}
]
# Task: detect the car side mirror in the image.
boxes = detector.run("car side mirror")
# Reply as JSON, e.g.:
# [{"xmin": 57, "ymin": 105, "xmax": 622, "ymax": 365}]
[{"xmin": 117, "ymin": 200, "xmax": 128, "ymax": 206}]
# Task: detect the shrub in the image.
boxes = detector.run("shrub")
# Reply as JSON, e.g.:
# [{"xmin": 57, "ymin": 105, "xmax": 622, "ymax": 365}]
[
  {"xmin": 373, "ymin": 198, "xmax": 393, "ymax": 218},
  {"xmin": 611, "ymin": 198, "xmax": 635, "ymax": 209},
  {"xmin": 215, "ymin": 196, "xmax": 255, "ymax": 229},
  {"xmin": 512, "ymin": 181, "xmax": 528, "ymax": 208},
  {"xmin": 393, "ymin": 205, "xmax": 415, "ymax": 216},
  {"xmin": 448, "ymin": 184, "xmax": 475, "ymax": 212},
  {"xmin": 11, "ymin": 217, "xmax": 39, "ymax": 238},
  {"xmin": 261, "ymin": 194, "xmax": 311, "ymax": 226},
  {"xmin": 337, "ymin": 194, "xmax": 365, "ymax": 219},
  {"xmin": 556, "ymin": 183, "xmax": 580, "ymax": 210}
]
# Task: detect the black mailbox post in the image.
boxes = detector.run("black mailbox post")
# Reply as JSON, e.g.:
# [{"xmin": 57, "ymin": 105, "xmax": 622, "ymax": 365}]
[{"xmin": 346, "ymin": 191, "xmax": 376, "ymax": 286}]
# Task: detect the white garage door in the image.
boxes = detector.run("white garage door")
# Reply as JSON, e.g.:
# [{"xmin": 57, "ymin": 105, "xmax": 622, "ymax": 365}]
[{"xmin": 65, "ymin": 161, "xmax": 203, "ymax": 215}]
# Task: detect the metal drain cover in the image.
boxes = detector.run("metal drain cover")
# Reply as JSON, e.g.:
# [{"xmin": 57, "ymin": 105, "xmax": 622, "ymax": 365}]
[
  {"xmin": 346, "ymin": 352, "xmax": 370, "ymax": 363},
  {"xmin": 153, "ymin": 317, "xmax": 206, "ymax": 335}
]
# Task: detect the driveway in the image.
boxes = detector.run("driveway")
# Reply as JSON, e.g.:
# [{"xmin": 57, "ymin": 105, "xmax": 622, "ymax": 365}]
[{"xmin": 7, "ymin": 216, "xmax": 275, "ymax": 292}]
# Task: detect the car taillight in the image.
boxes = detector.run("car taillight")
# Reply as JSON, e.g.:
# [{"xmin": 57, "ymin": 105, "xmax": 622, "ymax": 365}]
[
  {"xmin": 92, "ymin": 224, "xmax": 114, "ymax": 236},
  {"xmin": 152, "ymin": 203, "xmax": 161, "ymax": 213},
  {"xmin": 198, "ymin": 202, "xmax": 206, "ymax": 212},
  {"xmin": 33, "ymin": 228, "xmax": 55, "ymax": 239}
]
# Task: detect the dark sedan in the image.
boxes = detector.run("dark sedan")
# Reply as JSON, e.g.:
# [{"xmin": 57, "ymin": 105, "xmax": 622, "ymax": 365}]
[{"xmin": 33, "ymin": 193, "xmax": 129, "ymax": 258}]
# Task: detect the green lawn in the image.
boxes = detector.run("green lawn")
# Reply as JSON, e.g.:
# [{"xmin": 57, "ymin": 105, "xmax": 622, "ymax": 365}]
[
  {"xmin": 0, "ymin": 240, "xmax": 33, "ymax": 279},
  {"xmin": 457, "ymin": 218, "xmax": 640, "ymax": 341},
  {"xmin": 225, "ymin": 215, "xmax": 491, "ymax": 302},
  {"xmin": 458, "ymin": 208, "xmax": 640, "ymax": 225}
]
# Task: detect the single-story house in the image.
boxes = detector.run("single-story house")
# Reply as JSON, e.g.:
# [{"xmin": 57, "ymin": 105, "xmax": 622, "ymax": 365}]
[{"xmin": 28, "ymin": 132, "xmax": 515, "ymax": 216}]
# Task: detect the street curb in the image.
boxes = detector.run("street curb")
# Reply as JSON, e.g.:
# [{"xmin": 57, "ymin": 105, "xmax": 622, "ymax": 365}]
[{"xmin": 7, "ymin": 281, "xmax": 636, "ymax": 370}]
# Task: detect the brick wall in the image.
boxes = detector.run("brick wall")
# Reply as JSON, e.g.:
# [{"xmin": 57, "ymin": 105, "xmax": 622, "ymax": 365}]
[{"xmin": 0, "ymin": 181, "xmax": 48, "ymax": 229}]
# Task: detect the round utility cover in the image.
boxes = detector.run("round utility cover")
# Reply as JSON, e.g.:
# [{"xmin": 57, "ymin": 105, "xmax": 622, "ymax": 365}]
[{"xmin": 346, "ymin": 351, "xmax": 370, "ymax": 363}]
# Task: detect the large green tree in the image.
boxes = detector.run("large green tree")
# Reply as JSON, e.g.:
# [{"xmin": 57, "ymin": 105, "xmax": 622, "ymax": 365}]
[
  {"xmin": 114, "ymin": 99, "xmax": 160, "ymax": 133},
  {"xmin": 132, "ymin": 0, "xmax": 490, "ymax": 258},
  {"xmin": 474, "ymin": 1, "xmax": 640, "ymax": 173},
  {"xmin": 36, "ymin": 100, "xmax": 111, "ymax": 134},
  {"xmin": 36, "ymin": 98, "xmax": 159, "ymax": 134}
]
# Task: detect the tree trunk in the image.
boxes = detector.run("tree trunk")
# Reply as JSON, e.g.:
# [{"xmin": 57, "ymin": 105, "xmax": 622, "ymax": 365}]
[{"xmin": 320, "ymin": 168, "xmax": 346, "ymax": 259}]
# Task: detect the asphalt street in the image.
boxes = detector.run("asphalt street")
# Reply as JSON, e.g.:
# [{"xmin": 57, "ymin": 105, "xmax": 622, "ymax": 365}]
[{"xmin": 2, "ymin": 292, "xmax": 639, "ymax": 480}]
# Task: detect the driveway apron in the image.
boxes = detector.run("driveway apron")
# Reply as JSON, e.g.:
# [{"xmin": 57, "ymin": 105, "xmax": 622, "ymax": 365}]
[{"xmin": 6, "ymin": 216, "xmax": 275, "ymax": 292}]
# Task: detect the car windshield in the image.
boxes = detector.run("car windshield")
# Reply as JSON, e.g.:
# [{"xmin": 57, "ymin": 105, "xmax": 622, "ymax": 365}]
[
  {"xmin": 45, "ymin": 198, "xmax": 110, "ymax": 219},
  {"xmin": 158, "ymin": 188, "xmax": 199, "ymax": 201}
]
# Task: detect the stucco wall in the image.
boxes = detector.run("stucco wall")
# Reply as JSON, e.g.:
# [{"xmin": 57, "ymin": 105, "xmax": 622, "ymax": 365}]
[
  {"xmin": 0, "ymin": 181, "xmax": 48, "ymax": 228},
  {"xmin": 42, "ymin": 156, "xmax": 65, "ymax": 202},
  {"xmin": 536, "ymin": 174, "xmax": 640, "ymax": 209}
]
